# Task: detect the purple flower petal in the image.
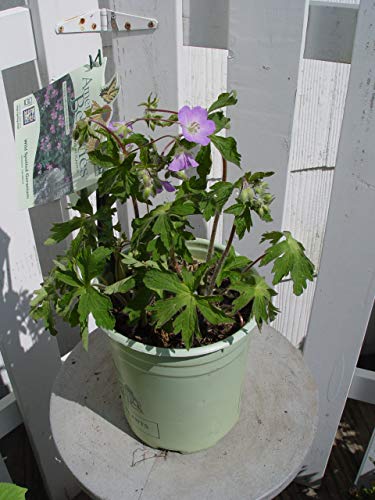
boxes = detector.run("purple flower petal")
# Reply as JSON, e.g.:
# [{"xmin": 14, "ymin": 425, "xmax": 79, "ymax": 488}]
[
  {"xmin": 168, "ymin": 152, "xmax": 198, "ymax": 172},
  {"xmin": 161, "ymin": 180, "xmax": 176, "ymax": 192},
  {"xmin": 199, "ymin": 119, "xmax": 216, "ymax": 136},
  {"xmin": 177, "ymin": 105, "xmax": 215, "ymax": 146},
  {"xmin": 177, "ymin": 106, "xmax": 192, "ymax": 127}
]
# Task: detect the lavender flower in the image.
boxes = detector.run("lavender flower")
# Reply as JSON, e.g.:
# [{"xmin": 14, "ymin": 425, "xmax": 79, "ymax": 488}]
[
  {"xmin": 156, "ymin": 180, "xmax": 176, "ymax": 194},
  {"xmin": 168, "ymin": 152, "xmax": 198, "ymax": 172},
  {"xmin": 178, "ymin": 106, "xmax": 215, "ymax": 146}
]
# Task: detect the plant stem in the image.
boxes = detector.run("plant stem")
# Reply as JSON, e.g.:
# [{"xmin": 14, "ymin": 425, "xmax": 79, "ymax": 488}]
[
  {"xmin": 206, "ymin": 158, "xmax": 227, "ymax": 261},
  {"xmin": 127, "ymin": 117, "xmax": 177, "ymax": 127},
  {"xmin": 206, "ymin": 213, "xmax": 220, "ymax": 262},
  {"xmin": 161, "ymin": 138, "xmax": 177, "ymax": 156},
  {"xmin": 131, "ymin": 196, "xmax": 140, "ymax": 219},
  {"xmin": 90, "ymin": 119, "xmax": 127, "ymax": 156},
  {"xmin": 207, "ymin": 223, "xmax": 236, "ymax": 295},
  {"xmin": 243, "ymin": 253, "xmax": 266, "ymax": 273},
  {"xmin": 146, "ymin": 108, "xmax": 178, "ymax": 114},
  {"xmin": 129, "ymin": 134, "xmax": 177, "ymax": 155}
]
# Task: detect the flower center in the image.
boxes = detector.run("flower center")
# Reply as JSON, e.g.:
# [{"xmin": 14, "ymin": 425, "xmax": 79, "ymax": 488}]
[{"xmin": 187, "ymin": 121, "xmax": 200, "ymax": 134}]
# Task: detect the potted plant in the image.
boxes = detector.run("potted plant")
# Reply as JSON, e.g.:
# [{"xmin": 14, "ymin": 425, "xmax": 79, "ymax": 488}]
[{"xmin": 31, "ymin": 91, "xmax": 314, "ymax": 453}]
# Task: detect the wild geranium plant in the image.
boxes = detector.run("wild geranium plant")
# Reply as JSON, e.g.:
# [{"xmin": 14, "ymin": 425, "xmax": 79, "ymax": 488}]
[{"xmin": 31, "ymin": 91, "xmax": 314, "ymax": 349}]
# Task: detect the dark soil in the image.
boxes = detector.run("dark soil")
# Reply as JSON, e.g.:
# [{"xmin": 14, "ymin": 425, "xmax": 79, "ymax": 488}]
[{"xmin": 112, "ymin": 297, "xmax": 252, "ymax": 349}]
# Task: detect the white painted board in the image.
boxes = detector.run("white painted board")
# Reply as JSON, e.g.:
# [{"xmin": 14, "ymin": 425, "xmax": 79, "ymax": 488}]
[
  {"xmin": 27, "ymin": 0, "xmax": 103, "ymax": 354},
  {"xmin": 301, "ymin": 0, "xmax": 375, "ymax": 482},
  {"xmin": 0, "ymin": 67, "xmax": 79, "ymax": 500},
  {"xmin": 276, "ymin": 0, "xmax": 357, "ymax": 346},
  {"xmin": 224, "ymin": 0, "xmax": 308, "ymax": 266}
]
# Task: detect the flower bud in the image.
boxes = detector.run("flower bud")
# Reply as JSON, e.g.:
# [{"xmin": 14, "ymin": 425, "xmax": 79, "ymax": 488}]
[
  {"xmin": 240, "ymin": 187, "xmax": 254, "ymax": 203},
  {"xmin": 143, "ymin": 186, "xmax": 153, "ymax": 199}
]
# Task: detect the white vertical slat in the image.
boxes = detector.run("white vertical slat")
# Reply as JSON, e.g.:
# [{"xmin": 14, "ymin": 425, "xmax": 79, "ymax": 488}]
[
  {"xmin": 27, "ymin": 0, "xmax": 102, "ymax": 353},
  {"xmin": 181, "ymin": 46, "xmax": 228, "ymax": 240},
  {"xmin": 224, "ymin": 0, "xmax": 308, "ymax": 266},
  {"xmin": 301, "ymin": 0, "xmax": 375, "ymax": 482},
  {"xmin": 273, "ymin": 168, "xmax": 335, "ymax": 347},
  {"xmin": 274, "ymin": 0, "xmax": 358, "ymax": 346},
  {"xmin": 107, "ymin": 0, "xmax": 183, "ymax": 234},
  {"xmin": 0, "ymin": 8, "xmax": 80, "ymax": 498}
]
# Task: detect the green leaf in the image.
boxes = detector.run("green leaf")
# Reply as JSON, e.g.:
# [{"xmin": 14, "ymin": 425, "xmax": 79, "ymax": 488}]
[
  {"xmin": 216, "ymin": 247, "xmax": 250, "ymax": 285},
  {"xmin": 196, "ymin": 144, "xmax": 212, "ymax": 185},
  {"xmin": 143, "ymin": 269, "xmax": 189, "ymax": 295},
  {"xmin": 180, "ymin": 268, "xmax": 195, "ymax": 291},
  {"xmin": 152, "ymin": 214, "xmax": 174, "ymax": 250},
  {"xmin": 88, "ymin": 150, "xmax": 116, "ymax": 168},
  {"xmin": 260, "ymin": 231, "xmax": 315, "ymax": 295},
  {"xmin": 71, "ymin": 188, "xmax": 93, "ymax": 215},
  {"xmin": 173, "ymin": 296, "xmax": 199, "ymax": 349},
  {"xmin": 77, "ymin": 247, "xmax": 112, "ymax": 284},
  {"xmin": 200, "ymin": 181, "xmax": 234, "ymax": 221},
  {"xmin": 229, "ymin": 274, "xmax": 278, "ymax": 329},
  {"xmin": 195, "ymin": 297, "xmax": 234, "ymax": 325},
  {"xmin": 105, "ymin": 276, "xmax": 136, "ymax": 295},
  {"xmin": 0, "ymin": 483, "xmax": 27, "ymax": 500},
  {"xmin": 208, "ymin": 90, "xmax": 238, "ymax": 113},
  {"xmin": 208, "ymin": 111, "xmax": 230, "ymax": 134},
  {"xmin": 123, "ymin": 133, "xmax": 148, "ymax": 146},
  {"xmin": 170, "ymin": 198, "xmax": 198, "ymax": 216},
  {"xmin": 55, "ymin": 270, "xmax": 83, "ymax": 288},
  {"xmin": 78, "ymin": 286, "xmax": 115, "ymax": 330},
  {"xmin": 225, "ymin": 201, "xmax": 252, "ymax": 239},
  {"xmin": 210, "ymin": 135, "xmax": 241, "ymax": 167},
  {"xmin": 124, "ymin": 288, "xmax": 153, "ymax": 324},
  {"xmin": 148, "ymin": 295, "xmax": 187, "ymax": 328},
  {"xmin": 45, "ymin": 217, "xmax": 84, "ymax": 245},
  {"xmin": 30, "ymin": 287, "xmax": 47, "ymax": 308}
]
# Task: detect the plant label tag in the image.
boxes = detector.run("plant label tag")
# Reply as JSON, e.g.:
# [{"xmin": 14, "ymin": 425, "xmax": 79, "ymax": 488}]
[{"xmin": 14, "ymin": 59, "xmax": 115, "ymax": 208}]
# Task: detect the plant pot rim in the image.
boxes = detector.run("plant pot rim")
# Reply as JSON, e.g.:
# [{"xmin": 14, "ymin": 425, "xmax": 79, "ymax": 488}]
[{"xmin": 102, "ymin": 317, "xmax": 256, "ymax": 358}]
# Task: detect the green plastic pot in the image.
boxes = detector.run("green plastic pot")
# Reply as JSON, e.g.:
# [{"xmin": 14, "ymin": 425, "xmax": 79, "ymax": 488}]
[{"xmin": 102, "ymin": 239, "xmax": 256, "ymax": 453}]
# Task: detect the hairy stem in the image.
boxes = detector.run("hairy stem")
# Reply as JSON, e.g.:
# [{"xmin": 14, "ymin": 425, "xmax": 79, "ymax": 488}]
[
  {"xmin": 206, "ymin": 214, "xmax": 220, "ymax": 262},
  {"xmin": 131, "ymin": 196, "xmax": 140, "ymax": 219},
  {"xmin": 206, "ymin": 158, "xmax": 227, "ymax": 261},
  {"xmin": 207, "ymin": 223, "xmax": 236, "ymax": 295},
  {"xmin": 146, "ymin": 108, "xmax": 178, "ymax": 114},
  {"xmin": 243, "ymin": 253, "xmax": 266, "ymax": 273},
  {"xmin": 161, "ymin": 138, "xmax": 178, "ymax": 156},
  {"xmin": 127, "ymin": 116, "xmax": 177, "ymax": 128},
  {"xmin": 129, "ymin": 134, "xmax": 177, "ymax": 155}
]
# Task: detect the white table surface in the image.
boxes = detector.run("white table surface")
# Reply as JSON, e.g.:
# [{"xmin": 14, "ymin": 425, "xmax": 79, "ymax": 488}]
[{"xmin": 50, "ymin": 326, "xmax": 318, "ymax": 500}]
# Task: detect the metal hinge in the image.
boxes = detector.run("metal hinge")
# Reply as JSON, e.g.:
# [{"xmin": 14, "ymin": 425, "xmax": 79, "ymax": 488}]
[{"xmin": 55, "ymin": 8, "xmax": 158, "ymax": 34}]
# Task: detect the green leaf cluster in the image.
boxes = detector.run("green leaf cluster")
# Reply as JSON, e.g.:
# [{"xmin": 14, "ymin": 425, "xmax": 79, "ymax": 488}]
[{"xmin": 31, "ymin": 90, "xmax": 315, "ymax": 350}]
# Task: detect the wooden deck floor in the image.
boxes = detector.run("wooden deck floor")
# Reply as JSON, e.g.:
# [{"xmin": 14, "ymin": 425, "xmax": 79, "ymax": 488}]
[
  {"xmin": 1, "ymin": 398, "xmax": 374, "ymax": 499},
  {"xmin": 278, "ymin": 399, "xmax": 375, "ymax": 500}
]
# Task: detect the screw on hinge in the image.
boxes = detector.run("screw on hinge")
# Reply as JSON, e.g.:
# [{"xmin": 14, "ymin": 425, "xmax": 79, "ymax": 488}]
[
  {"xmin": 79, "ymin": 17, "xmax": 85, "ymax": 24},
  {"xmin": 58, "ymin": 25, "xmax": 64, "ymax": 33},
  {"xmin": 148, "ymin": 21, "xmax": 155, "ymax": 28},
  {"xmin": 91, "ymin": 22, "xmax": 97, "ymax": 30},
  {"xmin": 124, "ymin": 22, "xmax": 131, "ymax": 30}
]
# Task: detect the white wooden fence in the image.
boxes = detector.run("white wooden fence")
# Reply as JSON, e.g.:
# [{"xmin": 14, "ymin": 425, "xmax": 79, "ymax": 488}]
[{"xmin": 0, "ymin": 0, "xmax": 374, "ymax": 497}]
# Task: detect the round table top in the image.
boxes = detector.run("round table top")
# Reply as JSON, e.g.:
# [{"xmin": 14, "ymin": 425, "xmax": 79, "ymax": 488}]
[{"xmin": 50, "ymin": 326, "xmax": 318, "ymax": 500}]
